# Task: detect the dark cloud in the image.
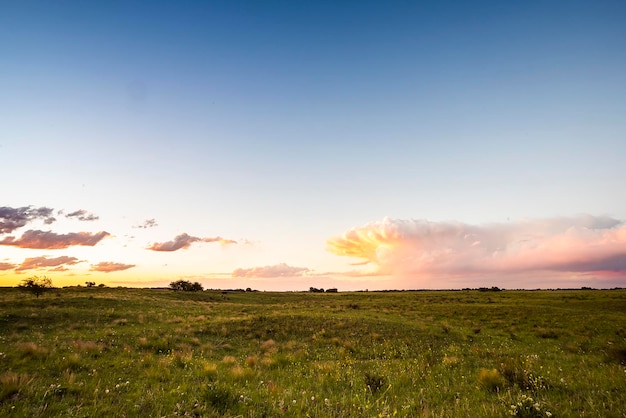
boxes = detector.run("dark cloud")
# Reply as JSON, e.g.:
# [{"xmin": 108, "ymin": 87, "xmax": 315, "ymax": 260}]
[
  {"xmin": 0, "ymin": 206, "xmax": 56, "ymax": 233},
  {"xmin": 0, "ymin": 230, "xmax": 110, "ymax": 249},
  {"xmin": 232, "ymin": 263, "xmax": 310, "ymax": 278},
  {"xmin": 65, "ymin": 209, "xmax": 99, "ymax": 221},
  {"xmin": 134, "ymin": 219, "xmax": 158, "ymax": 229},
  {"xmin": 147, "ymin": 233, "xmax": 238, "ymax": 251},
  {"xmin": 90, "ymin": 262, "xmax": 136, "ymax": 273},
  {"xmin": 0, "ymin": 262, "xmax": 16, "ymax": 271},
  {"xmin": 16, "ymin": 255, "xmax": 81, "ymax": 271}
]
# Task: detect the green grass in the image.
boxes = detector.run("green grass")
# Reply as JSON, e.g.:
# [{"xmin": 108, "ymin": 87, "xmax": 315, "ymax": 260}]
[{"xmin": 1, "ymin": 287, "xmax": 625, "ymax": 417}]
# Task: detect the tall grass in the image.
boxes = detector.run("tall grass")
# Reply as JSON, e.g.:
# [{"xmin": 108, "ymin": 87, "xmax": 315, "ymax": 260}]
[{"xmin": 0, "ymin": 287, "xmax": 625, "ymax": 416}]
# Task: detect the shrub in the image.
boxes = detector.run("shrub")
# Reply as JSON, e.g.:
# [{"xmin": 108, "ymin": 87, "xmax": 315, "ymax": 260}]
[
  {"xmin": 364, "ymin": 372, "xmax": 387, "ymax": 394},
  {"xmin": 0, "ymin": 372, "xmax": 32, "ymax": 402},
  {"xmin": 203, "ymin": 383, "xmax": 238, "ymax": 414},
  {"xmin": 15, "ymin": 342, "xmax": 48, "ymax": 359},
  {"xmin": 606, "ymin": 346, "xmax": 626, "ymax": 364},
  {"xmin": 478, "ymin": 368, "xmax": 505, "ymax": 392},
  {"xmin": 499, "ymin": 356, "xmax": 549, "ymax": 392}
]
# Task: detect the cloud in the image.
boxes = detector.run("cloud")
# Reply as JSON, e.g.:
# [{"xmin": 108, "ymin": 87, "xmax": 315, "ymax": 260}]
[
  {"xmin": 134, "ymin": 218, "xmax": 158, "ymax": 229},
  {"xmin": 147, "ymin": 233, "xmax": 238, "ymax": 251},
  {"xmin": 16, "ymin": 256, "xmax": 81, "ymax": 271},
  {"xmin": 0, "ymin": 262, "xmax": 16, "ymax": 271},
  {"xmin": 232, "ymin": 263, "xmax": 310, "ymax": 278},
  {"xmin": 90, "ymin": 262, "xmax": 136, "ymax": 273},
  {"xmin": 327, "ymin": 215, "xmax": 626, "ymax": 279},
  {"xmin": 65, "ymin": 209, "xmax": 99, "ymax": 221},
  {"xmin": 0, "ymin": 230, "xmax": 110, "ymax": 249},
  {"xmin": 0, "ymin": 206, "xmax": 56, "ymax": 233}
]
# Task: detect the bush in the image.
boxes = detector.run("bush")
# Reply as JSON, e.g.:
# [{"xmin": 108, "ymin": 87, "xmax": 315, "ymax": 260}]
[
  {"xmin": 478, "ymin": 368, "xmax": 505, "ymax": 392},
  {"xmin": 169, "ymin": 280, "xmax": 203, "ymax": 291},
  {"xmin": 364, "ymin": 372, "xmax": 387, "ymax": 394},
  {"xmin": 203, "ymin": 383, "xmax": 238, "ymax": 413}
]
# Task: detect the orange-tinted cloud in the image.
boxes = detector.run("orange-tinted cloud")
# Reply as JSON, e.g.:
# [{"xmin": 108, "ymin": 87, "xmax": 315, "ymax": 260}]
[
  {"xmin": 147, "ymin": 233, "xmax": 238, "ymax": 251},
  {"xmin": 90, "ymin": 262, "xmax": 136, "ymax": 273},
  {"xmin": 0, "ymin": 230, "xmax": 110, "ymax": 249},
  {"xmin": 327, "ymin": 216, "xmax": 626, "ymax": 279},
  {"xmin": 0, "ymin": 262, "xmax": 15, "ymax": 271},
  {"xmin": 16, "ymin": 256, "xmax": 81, "ymax": 271},
  {"xmin": 0, "ymin": 206, "xmax": 56, "ymax": 233},
  {"xmin": 232, "ymin": 263, "xmax": 310, "ymax": 278}
]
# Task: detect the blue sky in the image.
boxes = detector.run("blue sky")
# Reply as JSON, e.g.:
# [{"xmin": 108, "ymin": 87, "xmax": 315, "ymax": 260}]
[{"xmin": 1, "ymin": 1, "xmax": 626, "ymax": 290}]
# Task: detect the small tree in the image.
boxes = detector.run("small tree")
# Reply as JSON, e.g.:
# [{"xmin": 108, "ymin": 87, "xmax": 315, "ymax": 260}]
[
  {"xmin": 19, "ymin": 276, "xmax": 54, "ymax": 298},
  {"xmin": 169, "ymin": 279, "xmax": 203, "ymax": 292}
]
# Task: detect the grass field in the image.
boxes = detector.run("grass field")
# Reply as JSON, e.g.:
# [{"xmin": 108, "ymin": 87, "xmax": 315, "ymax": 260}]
[{"xmin": 1, "ymin": 287, "xmax": 625, "ymax": 417}]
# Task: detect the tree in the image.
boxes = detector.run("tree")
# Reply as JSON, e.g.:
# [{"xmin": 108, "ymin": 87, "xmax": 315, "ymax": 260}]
[
  {"xmin": 169, "ymin": 279, "xmax": 203, "ymax": 292},
  {"xmin": 19, "ymin": 276, "xmax": 54, "ymax": 298},
  {"xmin": 85, "ymin": 281, "xmax": 96, "ymax": 287}
]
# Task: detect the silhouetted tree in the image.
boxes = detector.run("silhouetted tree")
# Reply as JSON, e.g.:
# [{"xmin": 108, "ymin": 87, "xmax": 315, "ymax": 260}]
[
  {"xmin": 19, "ymin": 276, "xmax": 54, "ymax": 298},
  {"xmin": 169, "ymin": 279, "xmax": 203, "ymax": 292},
  {"xmin": 85, "ymin": 281, "xmax": 96, "ymax": 287}
]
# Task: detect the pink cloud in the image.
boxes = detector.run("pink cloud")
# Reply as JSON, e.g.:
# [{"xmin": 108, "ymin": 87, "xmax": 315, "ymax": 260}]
[
  {"xmin": 0, "ymin": 230, "xmax": 110, "ymax": 249},
  {"xmin": 327, "ymin": 216, "xmax": 626, "ymax": 283},
  {"xmin": 0, "ymin": 262, "xmax": 15, "ymax": 271},
  {"xmin": 16, "ymin": 256, "xmax": 81, "ymax": 271},
  {"xmin": 232, "ymin": 263, "xmax": 310, "ymax": 278},
  {"xmin": 90, "ymin": 262, "xmax": 136, "ymax": 273},
  {"xmin": 147, "ymin": 233, "xmax": 238, "ymax": 251}
]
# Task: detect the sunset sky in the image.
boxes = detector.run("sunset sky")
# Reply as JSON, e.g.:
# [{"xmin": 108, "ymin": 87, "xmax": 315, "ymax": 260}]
[{"xmin": 2, "ymin": 1, "xmax": 625, "ymax": 290}]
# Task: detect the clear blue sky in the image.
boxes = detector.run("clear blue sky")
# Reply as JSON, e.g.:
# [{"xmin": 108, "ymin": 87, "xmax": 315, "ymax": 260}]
[{"xmin": 1, "ymin": 1, "xmax": 625, "ymax": 290}]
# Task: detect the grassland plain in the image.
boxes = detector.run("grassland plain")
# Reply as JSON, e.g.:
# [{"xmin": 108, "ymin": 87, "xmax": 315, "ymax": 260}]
[{"xmin": 1, "ymin": 287, "xmax": 625, "ymax": 417}]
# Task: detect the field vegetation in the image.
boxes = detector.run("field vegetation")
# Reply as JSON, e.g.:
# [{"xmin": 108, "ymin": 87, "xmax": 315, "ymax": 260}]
[{"xmin": 1, "ymin": 286, "xmax": 625, "ymax": 417}]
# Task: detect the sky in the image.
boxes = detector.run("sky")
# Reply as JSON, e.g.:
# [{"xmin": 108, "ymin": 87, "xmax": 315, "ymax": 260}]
[{"xmin": 1, "ymin": 1, "xmax": 626, "ymax": 290}]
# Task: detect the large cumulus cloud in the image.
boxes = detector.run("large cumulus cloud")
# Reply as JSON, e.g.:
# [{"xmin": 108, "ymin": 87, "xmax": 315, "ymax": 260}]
[{"xmin": 326, "ymin": 215, "xmax": 626, "ymax": 279}]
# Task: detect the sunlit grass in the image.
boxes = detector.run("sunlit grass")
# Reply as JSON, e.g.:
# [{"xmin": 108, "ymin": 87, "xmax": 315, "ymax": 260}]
[{"xmin": 0, "ymin": 287, "xmax": 625, "ymax": 416}]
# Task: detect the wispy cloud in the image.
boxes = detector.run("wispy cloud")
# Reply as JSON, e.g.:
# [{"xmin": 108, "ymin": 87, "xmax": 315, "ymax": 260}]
[
  {"xmin": 0, "ymin": 206, "xmax": 56, "ymax": 233},
  {"xmin": 0, "ymin": 230, "xmax": 110, "ymax": 249},
  {"xmin": 232, "ymin": 263, "xmax": 310, "ymax": 278},
  {"xmin": 16, "ymin": 256, "xmax": 81, "ymax": 271},
  {"xmin": 134, "ymin": 218, "xmax": 158, "ymax": 229},
  {"xmin": 90, "ymin": 262, "xmax": 136, "ymax": 273},
  {"xmin": 0, "ymin": 262, "xmax": 15, "ymax": 271},
  {"xmin": 327, "ymin": 215, "xmax": 626, "ymax": 280},
  {"xmin": 65, "ymin": 209, "xmax": 99, "ymax": 221},
  {"xmin": 147, "ymin": 233, "xmax": 238, "ymax": 251}
]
